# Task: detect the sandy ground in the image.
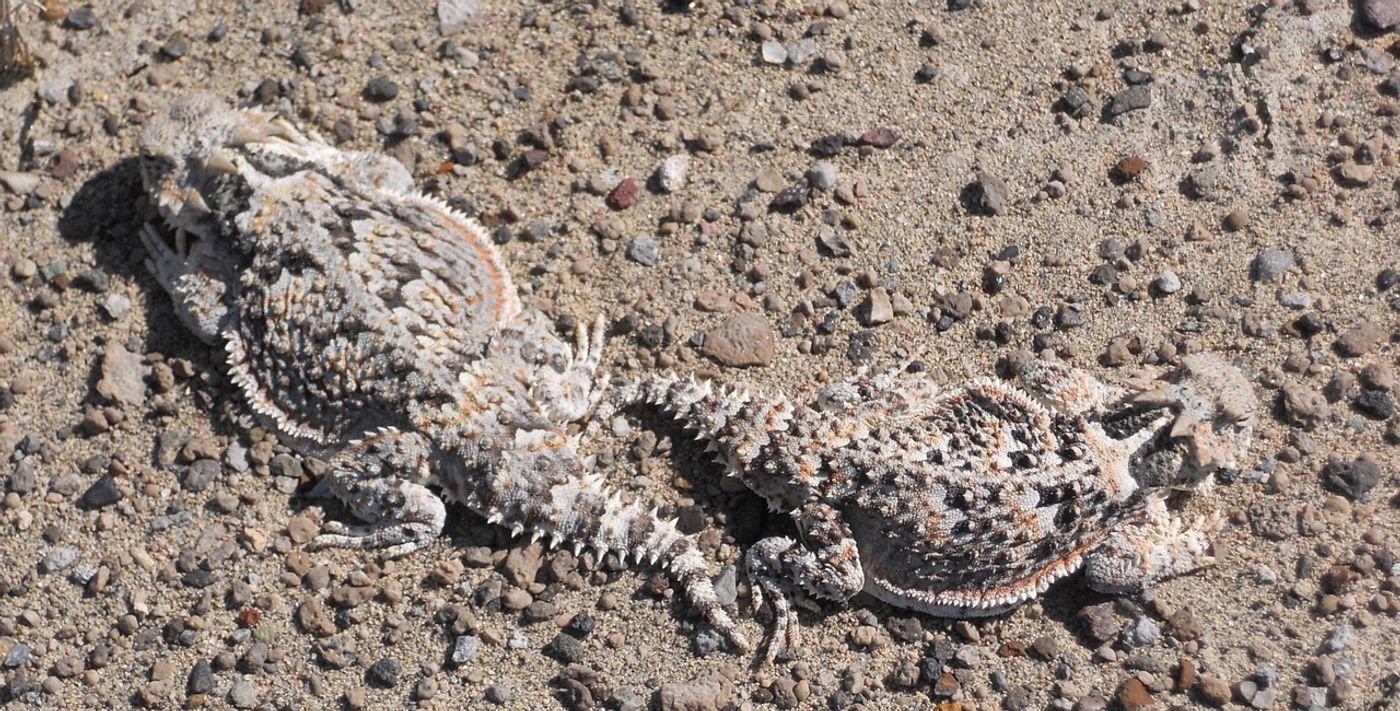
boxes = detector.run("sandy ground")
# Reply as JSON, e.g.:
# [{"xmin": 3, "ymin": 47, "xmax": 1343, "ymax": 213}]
[{"xmin": 0, "ymin": 0, "xmax": 1398, "ymax": 708}]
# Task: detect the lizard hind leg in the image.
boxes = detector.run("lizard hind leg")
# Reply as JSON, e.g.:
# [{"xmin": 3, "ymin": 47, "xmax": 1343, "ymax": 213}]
[
  {"xmin": 524, "ymin": 313, "xmax": 609, "ymax": 425},
  {"xmin": 139, "ymin": 223, "xmax": 232, "ymax": 344},
  {"xmin": 746, "ymin": 502, "xmax": 864, "ymax": 666},
  {"xmin": 309, "ymin": 428, "xmax": 447, "ymax": 559}
]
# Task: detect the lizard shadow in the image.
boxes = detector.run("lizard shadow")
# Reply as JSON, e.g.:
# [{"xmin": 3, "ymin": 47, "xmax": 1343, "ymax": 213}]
[{"xmin": 57, "ymin": 157, "xmax": 278, "ymax": 505}]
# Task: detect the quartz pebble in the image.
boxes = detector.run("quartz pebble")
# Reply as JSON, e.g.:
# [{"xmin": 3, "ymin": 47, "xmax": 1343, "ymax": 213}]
[{"xmin": 655, "ymin": 155, "xmax": 689, "ymax": 193}]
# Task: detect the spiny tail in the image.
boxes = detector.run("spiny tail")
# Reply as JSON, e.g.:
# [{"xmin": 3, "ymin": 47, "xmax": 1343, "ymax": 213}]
[
  {"xmin": 608, "ymin": 374, "xmax": 776, "ymax": 454},
  {"xmin": 484, "ymin": 451, "xmax": 750, "ymax": 651}
]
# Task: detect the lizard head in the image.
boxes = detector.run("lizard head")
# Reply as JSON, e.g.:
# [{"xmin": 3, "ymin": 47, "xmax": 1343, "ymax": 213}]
[
  {"xmin": 1097, "ymin": 354, "xmax": 1256, "ymax": 490},
  {"xmin": 139, "ymin": 94, "xmax": 300, "ymax": 234}
]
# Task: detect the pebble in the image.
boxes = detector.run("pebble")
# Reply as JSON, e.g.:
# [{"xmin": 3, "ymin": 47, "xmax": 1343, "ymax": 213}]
[
  {"xmin": 713, "ymin": 565, "xmax": 737, "ymax": 606},
  {"xmin": 543, "ymin": 632, "xmax": 584, "ymax": 663},
  {"xmin": 755, "ymin": 167, "xmax": 785, "ymax": 192},
  {"xmin": 626, "ymin": 236, "xmax": 660, "ymax": 266},
  {"xmin": 40, "ymin": 547, "xmax": 78, "ymax": 574},
  {"xmin": 1281, "ymin": 382, "xmax": 1328, "ymax": 428},
  {"xmin": 787, "ymin": 38, "xmax": 818, "ymax": 64},
  {"xmin": 1223, "ymin": 207, "xmax": 1250, "ymax": 231},
  {"xmin": 95, "ymin": 344, "xmax": 147, "ymax": 406},
  {"xmin": 100, "ymin": 293, "xmax": 131, "ymax": 320},
  {"xmin": 769, "ymin": 183, "xmax": 810, "ymax": 211},
  {"xmin": 1106, "ymin": 86, "xmax": 1152, "ymax": 117},
  {"xmin": 1337, "ymin": 162, "xmax": 1374, "ymax": 186},
  {"xmin": 1355, "ymin": 390, "xmax": 1395, "ymax": 420},
  {"xmin": 364, "ymin": 77, "xmax": 399, "ymax": 102},
  {"xmin": 1120, "ymin": 616, "xmax": 1161, "ymax": 648},
  {"xmin": 1362, "ymin": 0, "xmax": 1400, "ymax": 28},
  {"xmin": 807, "ymin": 161, "xmax": 838, "ymax": 190},
  {"xmin": 0, "ymin": 171, "xmax": 40, "ymax": 195},
  {"xmin": 3, "ymin": 644, "xmax": 29, "ymax": 668},
  {"xmin": 1321, "ymin": 624, "xmax": 1355, "ymax": 653},
  {"xmin": 1321, "ymin": 456, "xmax": 1380, "ymax": 500},
  {"xmin": 485, "ymin": 684, "xmax": 515, "ymax": 704},
  {"xmin": 450, "ymin": 635, "xmax": 480, "ymax": 666},
  {"xmin": 1335, "ymin": 320, "xmax": 1384, "ymax": 357},
  {"xmin": 1197, "ymin": 675, "xmax": 1232, "ymax": 707},
  {"xmin": 1116, "ymin": 678, "xmax": 1152, "ymax": 710},
  {"xmin": 1377, "ymin": 268, "xmax": 1399, "ymax": 291},
  {"xmin": 82, "ymin": 475, "xmax": 123, "ymax": 508},
  {"xmin": 1061, "ymin": 86, "xmax": 1094, "ymax": 118},
  {"xmin": 186, "ymin": 660, "xmax": 213, "ymax": 695},
  {"xmin": 65, "ymin": 5, "xmax": 99, "ymax": 29},
  {"xmin": 701, "ymin": 313, "xmax": 775, "ymax": 367},
  {"xmin": 501, "ymin": 587, "xmax": 532, "ymax": 611},
  {"xmin": 761, "ymin": 41, "xmax": 788, "ymax": 64},
  {"xmin": 859, "ymin": 126, "xmax": 900, "ymax": 148},
  {"xmin": 1153, "ymin": 270, "xmax": 1182, "ymax": 295},
  {"xmin": 1076, "ymin": 602, "xmax": 1120, "ymax": 644},
  {"xmin": 366, "ymin": 658, "xmax": 402, "ymax": 688},
  {"xmin": 655, "ymin": 155, "xmax": 689, "ymax": 193},
  {"xmin": 1251, "ymin": 249, "xmax": 1293, "ymax": 281},
  {"xmin": 658, "ymin": 675, "xmax": 733, "ymax": 711},
  {"xmin": 437, "ymin": 0, "xmax": 482, "ymax": 34},
  {"xmin": 607, "ymin": 178, "xmax": 638, "ymax": 209},
  {"xmin": 972, "ymin": 171, "xmax": 1009, "ymax": 215},
  {"xmin": 857, "ymin": 288, "xmax": 894, "ymax": 326},
  {"xmin": 228, "ymin": 680, "xmax": 258, "ymax": 709}
]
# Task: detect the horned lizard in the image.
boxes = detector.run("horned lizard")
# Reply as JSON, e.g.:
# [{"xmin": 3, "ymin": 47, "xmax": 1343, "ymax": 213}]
[
  {"xmin": 136, "ymin": 95, "xmax": 747, "ymax": 649},
  {"xmin": 628, "ymin": 354, "xmax": 1255, "ymax": 663}
]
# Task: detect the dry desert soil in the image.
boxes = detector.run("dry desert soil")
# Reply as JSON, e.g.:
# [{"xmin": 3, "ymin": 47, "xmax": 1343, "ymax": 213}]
[{"xmin": 1, "ymin": 0, "xmax": 1399, "ymax": 709}]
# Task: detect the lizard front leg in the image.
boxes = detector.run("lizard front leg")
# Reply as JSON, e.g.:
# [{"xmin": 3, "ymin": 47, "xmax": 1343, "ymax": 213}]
[
  {"xmin": 308, "ymin": 428, "xmax": 447, "ymax": 559},
  {"xmin": 747, "ymin": 501, "xmax": 863, "ymax": 665},
  {"xmin": 1084, "ymin": 496, "xmax": 1220, "ymax": 594},
  {"xmin": 139, "ymin": 223, "xmax": 234, "ymax": 344}
]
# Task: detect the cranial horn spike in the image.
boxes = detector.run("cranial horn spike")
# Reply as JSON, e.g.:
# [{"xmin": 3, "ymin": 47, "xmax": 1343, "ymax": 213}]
[
  {"xmin": 229, "ymin": 125, "xmax": 270, "ymax": 146},
  {"xmin": 1169, "ymin": 414, "xmax": 1202, "ymax": 439},
  {"xmin": 268, "ymin": 118, "xmax": 297, "ymax": 140},
  {"xmin": 181, "ymin": 189, "xmax": 212, "ymax": 215},
  {"xmin": 202, "ymin": 149, "xmax": 239, "ymax": 175}
]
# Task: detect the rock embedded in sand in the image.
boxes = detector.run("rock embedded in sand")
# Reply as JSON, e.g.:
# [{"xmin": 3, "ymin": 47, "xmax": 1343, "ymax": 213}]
[
  {"xmin": 655, "ymin": 155, "xmax": 689, "ymax": 193},
  {"xmin": 1361, "ymin": 0, "xmax": 1400, "ymax": 29},
  {"xmin": 96, "ymin": 343, "xmax": 147, "ymax": 407},
  {"xmin": 857, "ymin": 288, "xmax": 894, "ymax": 326},
  {"xmin": 1320, "ymin": 456, "xmax": 1381, "ymax": 500},
  {"xmin": 1280, "ymin": 381, "xmax": 1329, "ymax": 428},
  {"xmin": 701, "ymin": 313, "xmax": 775, "ymax": 367},
  {"xmin": 658, "ymin": 674, "xmax": 734, "ymax": 711},
  {"xmin": 1251, "ymin": 248, "xmax": 1294, "ymax": 282},
  {"xmin": 1106, "ymin": 86, "xmax": 1151, "ymax": 117},
  {"xmin": 1334, "ymin": 320, "xmax": 1384, "ymax": 357},
  {"xmin": 971, "ymin": 171, "xmax": 1009, "ymax": 215}
]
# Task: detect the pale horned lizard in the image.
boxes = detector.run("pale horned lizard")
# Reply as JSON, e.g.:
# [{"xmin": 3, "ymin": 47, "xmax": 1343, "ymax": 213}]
[
  {"xmin": 628, "ymin": 354, "xmax": 1254, "ymax": 663},
  {"xmin": 137, "ymin": 95, "xmax": 747, "ymax": 649}
]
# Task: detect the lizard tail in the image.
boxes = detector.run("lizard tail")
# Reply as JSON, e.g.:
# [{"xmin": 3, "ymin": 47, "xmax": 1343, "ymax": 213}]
[
  {"xmin": 599, "ymin": 373, "xmax": 764, "ymax": 448},
  {"xmin": 485, "ymin": 436, "xmax": 751, "ymax": 652}
]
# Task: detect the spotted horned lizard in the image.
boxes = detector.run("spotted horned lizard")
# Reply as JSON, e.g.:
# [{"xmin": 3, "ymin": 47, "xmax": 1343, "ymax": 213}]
[
  {"xmin": 627, "ymin": 354, "xmax": 1255, "ymax": 663},
  {"xmin": 136, "ymin": 95, "xmax": 747, "ymax": 649}
]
